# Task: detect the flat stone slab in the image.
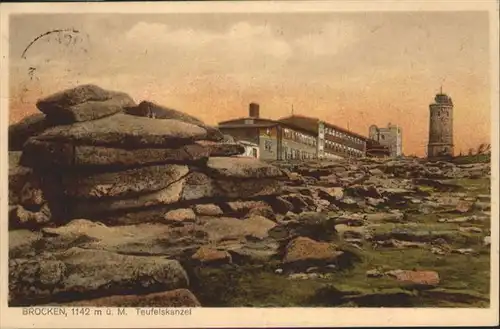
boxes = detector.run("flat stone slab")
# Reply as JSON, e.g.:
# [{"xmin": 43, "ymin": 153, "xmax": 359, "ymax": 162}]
[
  {"xmin": 283, "ymin": 237, "xmax": 343, "ymax": 267},
  {"xmin": 8, "ymin": 114, "xmax": 57, "ymax": 151},
  {"xmin": 124, "ymin": 100, "xmax": 223, "ymax": 141},
  {"xmin": 9, "ymin": 247, "xmax": 188, "ymax": 306},
  {"xmin": 70, "ymin": 179, "xmax": 185, "ymax": 217},
  {"xmin": 181, "ymin": 171, "xmax": 282, "ymax": 201},
  {"xmin": 61, "ymin": 164, "xmax": 189, "ymax": 199},
  {"xmin": 206, "ymin": 157, "xmax": 284, "ymax": 178},
  {"xmin": 195, "ymin": 140, "xmax": 244, "ymax": 157},
  {"xmin": 32, "ymin": 113, "xmax": 212, "ymax": 148},
  {"xmin": 21, "ymin": 139, "xmax": 211, "ymax": 168},
  {"xmin": 36, "ymin": 84, "xmax": 136, "ymax": 123},
  {"xmin": 201, "ymin": 216, "xmax": 277, "ymax": 242}
]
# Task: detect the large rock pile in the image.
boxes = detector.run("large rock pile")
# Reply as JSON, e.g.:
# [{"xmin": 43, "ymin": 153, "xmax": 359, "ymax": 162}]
[
  {"xmin": 8, "ymin": 84, "xmax": 289, "ymax": 307},
  {"xmin": 9, "ymin": 84, "xmax": 286, "ymax": 228}
]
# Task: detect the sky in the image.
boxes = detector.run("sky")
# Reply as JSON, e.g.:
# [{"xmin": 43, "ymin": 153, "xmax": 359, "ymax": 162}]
[{"xmin": 8, "ymin": 12, "xmax": 491, "ymax": 156}]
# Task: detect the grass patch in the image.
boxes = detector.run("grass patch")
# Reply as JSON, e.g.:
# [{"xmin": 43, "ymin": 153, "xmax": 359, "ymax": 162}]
[
  {"xmin": 187, "ymin": 244, "xmax": 490, "ymax": 307},
  {"xmin": 448, "ymin": 178, "xmax": 490, "ymax": 196},
  {"xmin": 452, "ymin": 154, "xmax": 490, "ymax": 165}
]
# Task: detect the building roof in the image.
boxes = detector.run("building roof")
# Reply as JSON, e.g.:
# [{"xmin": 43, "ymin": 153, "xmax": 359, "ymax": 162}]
[
  {"xmin": 278, "ymin": 115, "xmax": 368, "ymax": 140},
  {"xmin": 218, "ymin": 117, "xmax": 278, "ymax": 125},
  {"xmin": 278, "ymin": 115, "xmax": 320, "ymax": 134},
  {"xmin": 218, "ymin": 123, "xmax": 278, "ymax": 129},
  {"xmin": 218, "ymin": 116, "xmax": 316, "ymax": 136}
]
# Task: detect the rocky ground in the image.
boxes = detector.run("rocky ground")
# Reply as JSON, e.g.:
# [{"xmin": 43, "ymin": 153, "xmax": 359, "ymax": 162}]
[{"xmin": 8, "ymin": 84, "xmax": 491, "ymax": 308}]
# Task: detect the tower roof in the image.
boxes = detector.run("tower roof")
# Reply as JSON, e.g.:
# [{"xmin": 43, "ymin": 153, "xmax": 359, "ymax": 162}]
[{"xmin": 433, "ymin": 90, "xmax": 453, "ymax": 106}]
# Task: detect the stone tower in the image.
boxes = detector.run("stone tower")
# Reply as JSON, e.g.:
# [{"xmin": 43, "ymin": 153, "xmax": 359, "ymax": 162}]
[{"xmin": 427, "ymin": 89, "xmax": 454, "ymax": 158}]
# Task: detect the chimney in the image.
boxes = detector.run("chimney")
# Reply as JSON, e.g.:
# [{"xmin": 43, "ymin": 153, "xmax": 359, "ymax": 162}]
[{"xmin": 249, "ymin": 103, "xmax": 260, "ymax": 118}]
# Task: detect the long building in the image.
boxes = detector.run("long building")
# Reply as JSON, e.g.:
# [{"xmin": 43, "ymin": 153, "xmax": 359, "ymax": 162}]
[
  {"xmin": 218, "ymin": 103, "xmax": 368, "ymax": 160},
  {"xmin": 279, "ymin": 115, "xmax": 367, "ymax": 159}
]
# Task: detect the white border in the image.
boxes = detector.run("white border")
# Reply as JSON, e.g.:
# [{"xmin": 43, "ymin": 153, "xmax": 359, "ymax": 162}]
[{"xmin": 0, "ymin": 1, "xmax": 498, "ymax": 328}]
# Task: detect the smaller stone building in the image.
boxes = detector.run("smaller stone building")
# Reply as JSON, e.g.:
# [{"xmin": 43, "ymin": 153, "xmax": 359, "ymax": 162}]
[
  {"xmin": 369, "ymin": 123, "xmax": 403, "ymax": 157},
  {"xmin": 366, "ymin": 139, "xmax": 391, "ymax": 157}
]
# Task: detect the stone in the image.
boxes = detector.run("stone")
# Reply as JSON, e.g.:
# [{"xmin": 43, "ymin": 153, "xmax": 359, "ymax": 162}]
[
  {"xmin": 385, "ymin": 270, "xmax": 440, "ymax": 286},
  {"xmin": 36, "ymin": 84, "xmax": 135, "ymax": 122},
  {"xmin": 438, "ymin": 215, "xmax": 482, "ymax": 223},
  {"xmin": 431, "ymin": 247, "xmax": 447, "ymax": 255},
  {"xmin": 226, "ymin": 241, "xmax": 279, "ymax": 264},
  {"xmin": 365, "ymin": 212, "xmax": 404, "ymax": 223},
  {"xmin": 38, "ymin": 219, "xmax": 204, "ymax": 258},
  {"xmin": 366, "ymin": 197, "xmax": 385, "ymax": 207},
  {"xmin": 225, "ymin": 200, "xmax": 269, "ymax": 217},
  {"xmin": 9, "ymin": 230, "xmax": 43, "ymax": 258},
  {"xmin": 71, "ymin": 179, "xmax": 185, "ymax": 218},
  {"xmin": 49, "ymin": 98, "xmax": 134, "ymax": 124},
  {"xmin": 473, "ymin": 201, "xmax": 490, "ymax": 211},
  {"xmin": 124, "ymin": 100, "xmax": 223, "ymax": 141},
  {"xmin": 366, "ymin": 269, "xmax": 384, "ymax": 278},
  {"xmin": 201, "ymin": 216, "xmax": 276, "ymax": 242},
  {"xmin": 335, "ymin": 224, "xmax": 364, "ymax": 240},
  {"xmin": 452, "ymin": 248, "xmax": 476, "ymax": 255},
  {"xmin": 60, "ymin": 289, "xmax": 201, "ymax": 307},
  {"xmin": 9, "ymin": 248, "xmax": 188, "ymax": 305},
  {"xmin": 476, "ymin": 194, "xmax": 490, "ymax": 202},
  {"xmin": 337, "ymin": 197, "xmax": 359, "ymax": 210},
  {"xmin": 458, "ymin": 227, "xmax": 483, "ymax": 234},
  {"xmin": 333, "ymin": 214, "xmax": 365, "ymax": 227},
  {"xmin": 206, "ymin": 157, "xmax": 283, "ymax": 179},
  {"xmin": 281, "ymin": 194, "xmax": 314, "ymax": 213},
  {"xmin": 191, "ymin": 246, "xmax": 232, "ymax": 265},
  {"xmin": 288, "ymin": 273, "xmax": 309, "ymax": 280},
  {"xmin": 195, "ymin": 140, "xmax": 244, "ymax": 157},
  {"xmin": 32, "ymin": 113, "xmax": 212, "ymax": 149},
  {"xmin": 283, "ymin": 237, "xmax": 343, "ymax": 268},
  {"xmin": 9, "ymin": 152, "xmax": 45, "ymax": 207},
  {"xmin": 246, "ymin": 206, "xmax": 276, "ymax": 221},
  {"xmin": 267, "ymin": 196, "xmax": 294, "ymax": 214},
  {"xmin": 9, "ymin": 204, "xmax": 52, "ymax": 229},
  {"xmin": 8, "ymin": 114, "xmax": 57, "ymax": 151},
  {"xmin": 368, "ymin": 168, "xmax": 385, "ymax": 176},
  {"xmin": 193, "ymin": 204, "xmax": 223, "ymax": 216},
  {"xmin": 164, "ymin": 208, "xmax": 196, "ymax": 223},
  {"xmin": 61, "ymin": 164, "xmax": 189, "ymax": 199},
  {"xmin": 180, "ymin": 172, "xmax": 281, "ymax": 201},
  {"xmin": 317, "ymin": 187, "xmax": 344, "ymax": 202},
  {"xmin": 379, "ymin": 188, "xmax": 414, "ymax": 199},
  {"xmin": 345, "ymin": 185, "xmax": 382, "ymax": 198},
  {"xmin": 21, "ymin": 140, "xmax": 211, "ymax": 168},
  {"xmin": 455, "ymin": 201, "xmax": 474, "ymax": 213}
]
